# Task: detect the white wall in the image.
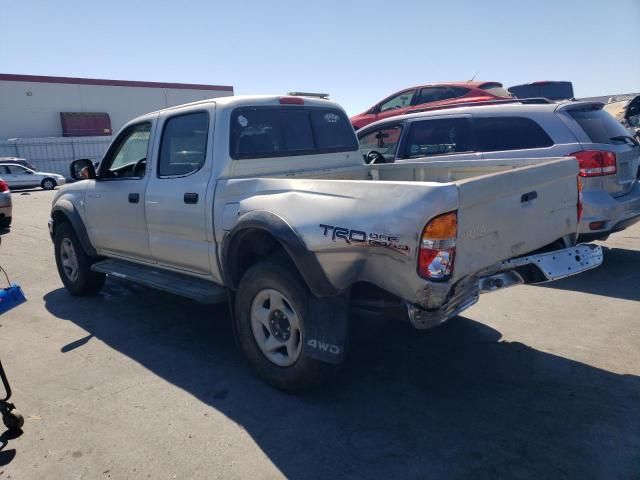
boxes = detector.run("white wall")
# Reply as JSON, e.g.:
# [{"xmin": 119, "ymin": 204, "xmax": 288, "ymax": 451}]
[{"xmin": 0, "ymin": 80, "xmax": 233, "ymax": 139}]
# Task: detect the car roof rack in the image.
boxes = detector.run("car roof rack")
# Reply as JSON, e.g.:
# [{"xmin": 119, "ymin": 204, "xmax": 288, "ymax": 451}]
[
  {"xmin": 288, "ymin": 91, "xmax": 330, "ymax": 99},
  {"xmin": 406, "ymin": 97, "xmax": 554, "ymax": 114}
]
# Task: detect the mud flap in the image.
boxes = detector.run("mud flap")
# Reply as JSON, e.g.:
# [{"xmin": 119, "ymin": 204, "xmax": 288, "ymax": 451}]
[{"xmin": 303, "ymin": 295, "xmax": 349, "ymax": 364}]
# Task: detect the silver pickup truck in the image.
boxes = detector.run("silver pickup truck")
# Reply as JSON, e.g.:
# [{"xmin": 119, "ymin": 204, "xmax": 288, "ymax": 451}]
[{"xmin": 49, "ymin": 95, "xmax": 602, "ymax": 391}]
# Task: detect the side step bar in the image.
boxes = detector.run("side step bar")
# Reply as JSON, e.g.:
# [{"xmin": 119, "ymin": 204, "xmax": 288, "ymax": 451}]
[{"xmin": 92, "ymin": 259, "xmax": 227, "ymax": 304}]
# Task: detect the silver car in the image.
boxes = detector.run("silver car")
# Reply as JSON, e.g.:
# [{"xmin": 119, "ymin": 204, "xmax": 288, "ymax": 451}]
[
  {"xmin": 0, "ymin": 163, "xmax": 66, "ymax": 190},
  {"xmin": 357, "ymin": 100, "xmax": 640, "ymax": 240},
  {"xmin": 0, "ymin": 177, "xmax": 12, "ymax": 228}
]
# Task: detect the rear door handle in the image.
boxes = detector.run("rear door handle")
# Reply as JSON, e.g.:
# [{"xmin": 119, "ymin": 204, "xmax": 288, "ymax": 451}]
[
  {"xmin": 128, "ymin": 193, "xmax": 140, "ymax": 203},
  {"xmin": 184, "ymin": 192, "xmax": 199, "ymax": 204}
]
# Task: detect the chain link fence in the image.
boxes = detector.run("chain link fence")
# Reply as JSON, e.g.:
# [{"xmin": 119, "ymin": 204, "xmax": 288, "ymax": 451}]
[{"xmin": 0, "ymin": 136, "xmax": 112, "ymax": 177}]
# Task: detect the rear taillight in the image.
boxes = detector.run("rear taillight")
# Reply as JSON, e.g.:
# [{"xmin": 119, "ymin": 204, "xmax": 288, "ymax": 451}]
[
  {"xmin": 570, "ymin": 150, "xmax": 617, "ymax": 177},
  {"xmin": 0, "ymin": 180, "xmax": 9, "ymax": 193},
  {"xmin": 577, "ymin": 177, "xmax": 583, "ymax": 223},
  {"xmin": 418, "ymin": 211, "xmax": 457, "ymax": 281}
]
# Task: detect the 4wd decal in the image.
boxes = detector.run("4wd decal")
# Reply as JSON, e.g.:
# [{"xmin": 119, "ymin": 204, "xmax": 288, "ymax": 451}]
[{"xmin": 319, "ymin": 224, "xmax": 410, "ymax": 254}]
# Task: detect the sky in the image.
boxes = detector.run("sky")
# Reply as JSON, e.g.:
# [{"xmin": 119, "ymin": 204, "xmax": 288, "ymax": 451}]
[{"xmin": 1, "ymin": 0, "xmax": 639, "ymax": 116}]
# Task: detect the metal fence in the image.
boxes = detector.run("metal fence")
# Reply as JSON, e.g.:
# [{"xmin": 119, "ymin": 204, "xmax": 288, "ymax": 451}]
[{"xmin": 0, "ymin": 136, "xmax": 112, "ymax": 178}]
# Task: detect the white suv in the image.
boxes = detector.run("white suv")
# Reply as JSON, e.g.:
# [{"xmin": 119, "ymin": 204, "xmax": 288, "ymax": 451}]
[{"xmin": 357, "ymin": 100, "xmax": 640, "ymax": 241}]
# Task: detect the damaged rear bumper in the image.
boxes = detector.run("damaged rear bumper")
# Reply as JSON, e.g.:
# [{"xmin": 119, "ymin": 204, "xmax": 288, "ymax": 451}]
[{"xmin": 407, "ymin": 243, "xmax": 603, "ymax": 329}]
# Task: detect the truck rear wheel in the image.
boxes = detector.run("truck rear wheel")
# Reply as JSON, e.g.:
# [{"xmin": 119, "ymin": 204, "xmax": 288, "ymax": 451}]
[
  {"xmin": 54, "ymin": 222, "xmax": 105, "ymax": 296},
  {"xmin": 234, "ymin": 261, "xmax": 336, "ymax": 392}
]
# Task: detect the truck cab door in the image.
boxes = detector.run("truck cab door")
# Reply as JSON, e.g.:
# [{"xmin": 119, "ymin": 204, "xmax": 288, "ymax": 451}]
[
  {"xmin": 144, "ymin": 107, "xmax": 215, "ymax": 275},
  {"xmin": 83, "ymin": 120, "xmax": 155, "ymax": 261}
]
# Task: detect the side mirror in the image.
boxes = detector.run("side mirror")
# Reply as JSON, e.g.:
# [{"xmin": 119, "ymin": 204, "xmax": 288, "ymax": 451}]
[{"xmin": 70, "ymin": 159, "xmax": 96, "ymax": 180}]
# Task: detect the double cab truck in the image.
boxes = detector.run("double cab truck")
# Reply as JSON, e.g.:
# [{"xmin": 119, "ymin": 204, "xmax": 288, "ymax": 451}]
[{"xmin": 49, "ymin": 95, "xmax": 603, "ymax": 391}]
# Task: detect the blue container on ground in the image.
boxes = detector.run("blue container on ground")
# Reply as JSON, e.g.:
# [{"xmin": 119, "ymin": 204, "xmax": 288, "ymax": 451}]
[{"xmin": 0, "ymin": 284, "xmax": 26, "ymax": 315}]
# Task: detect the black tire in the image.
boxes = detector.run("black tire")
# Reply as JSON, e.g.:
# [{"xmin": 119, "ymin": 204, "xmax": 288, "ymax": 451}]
[
  {"xmin": 234, "ymin": 261, "xmax": 337, "ymax": 393},
  {"xmin": 54, "ymin": 222, "xmax": 105, "ymax": 296},
  {"xmin": 2, "ymin": 408, "xmax": 24, "ymax": 431},
  {"xmin": 0, "ymin": 217, "xmax": 11, "ymax": 228},
  {"xmin": 41, "ymin": 178, "xmax": 57, "ymax": 190}
]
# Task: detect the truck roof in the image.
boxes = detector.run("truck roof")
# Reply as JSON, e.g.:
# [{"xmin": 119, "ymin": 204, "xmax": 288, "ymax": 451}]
[{"xmin": 144, "ymin": 94, "xmax": 338, "ymax": 117}]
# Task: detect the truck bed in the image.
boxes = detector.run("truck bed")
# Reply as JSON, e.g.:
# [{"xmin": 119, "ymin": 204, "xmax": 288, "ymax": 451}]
[{"xmin": 216, "ymin": 157, "xmax": 580, "ymax": 302}]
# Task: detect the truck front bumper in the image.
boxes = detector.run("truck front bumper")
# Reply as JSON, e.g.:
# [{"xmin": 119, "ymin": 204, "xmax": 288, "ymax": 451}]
[{"xmin": 407, "ymin": 243, "xmax": 603, "ymax": 329}]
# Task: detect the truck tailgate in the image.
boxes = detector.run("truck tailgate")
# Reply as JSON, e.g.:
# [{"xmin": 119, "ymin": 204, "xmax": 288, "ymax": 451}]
[{"xmin": 454, "ymin": 158, "xmax": 579, "ymax": 280}]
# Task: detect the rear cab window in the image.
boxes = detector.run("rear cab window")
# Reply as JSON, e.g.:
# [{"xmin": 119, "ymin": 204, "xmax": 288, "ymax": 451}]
[
  {"xmin": 474, "ymin": 117, "xmax": 553, "ymax": 152},
  {"xmin": 566, "ymin": 107, "xmax": 632, "ymax": 145},
  {"xmin": 230, "ymin": 107, "xmax": 357, "ymax": 159}
]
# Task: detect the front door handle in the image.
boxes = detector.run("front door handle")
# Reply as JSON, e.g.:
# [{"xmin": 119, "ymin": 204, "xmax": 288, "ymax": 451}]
[
  {"xmin": 184, "ymin": 192, "xmax": 199, "ymax": 204},
  {"xmin": 128, "ymin": 193, "xmax": 140, "ymax": 203}
]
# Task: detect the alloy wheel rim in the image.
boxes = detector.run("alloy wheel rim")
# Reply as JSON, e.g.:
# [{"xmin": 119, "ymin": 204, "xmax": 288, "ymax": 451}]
[
  {"xmin": 60, "ymin": 238, "xmax": 79, "ymax": 282},
  {"xmin": 250, "ymin": 288, "xmax": 303, "ymax": 367}
]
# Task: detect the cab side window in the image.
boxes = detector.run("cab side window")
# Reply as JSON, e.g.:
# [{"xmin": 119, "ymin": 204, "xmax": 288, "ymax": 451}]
[
  {"xmin": 402, "ymin": 118, "xmax": 472, "ymax": 158},
  {"xmin": 100, "ymin": 122, "xmax": 151, "ymax": 179},
  {"xmin": 358, "ymin": 124, "xmax": 403, "ymax": 162},
  {"xmin": 158, "ymin": 112, "xmax": 209, "ymax": 177}
]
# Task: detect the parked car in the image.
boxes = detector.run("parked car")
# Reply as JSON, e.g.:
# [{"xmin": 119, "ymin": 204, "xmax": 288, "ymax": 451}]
[
  {"xmin": 350, "ymin": 81, "xmax": 511, "ymax": 130},
  {"xmin": 0, "ymin": 178, "xmax": 12, "ymax": 228},
  {"xmin": 0, "ymin": 163, "xmax": 66, "ymax": 190},
  {"xmin": 508, "ymin": 81, "xmax": 574, "ymax": 101},
  {"xmin": 50, "ymin": 95, "xmax": 601, "ymax": 392},
  {"xmin": 356, "ymin": 99, "xmax": 640, "ymax": 241},
  {"xmin": 0, "ymin": 157, "xmax": 37, "ymax": 170}
]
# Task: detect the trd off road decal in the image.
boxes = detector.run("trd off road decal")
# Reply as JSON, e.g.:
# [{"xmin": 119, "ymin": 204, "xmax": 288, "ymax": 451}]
[{"xmin": 319, "ymin": 224, "xmax": 410, "ymax": 254}]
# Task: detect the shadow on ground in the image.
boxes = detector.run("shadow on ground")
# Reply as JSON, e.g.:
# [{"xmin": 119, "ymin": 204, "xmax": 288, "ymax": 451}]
[
  {"xmin": 0, "ymin": 429, "xmax": 22, "ymax": 466},
  {"xmin": 44, "ymin": 281, "xmax": 640, "ymax": 479},
  {"xmin": 9, "ymin": 188, "xmax": 47, "ymax": 194},
  {"xmin": 534, "ymin": 247, "xmax": 640, "ymax": 302}
]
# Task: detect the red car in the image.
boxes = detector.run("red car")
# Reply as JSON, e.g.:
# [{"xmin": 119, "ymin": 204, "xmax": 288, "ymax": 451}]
[{"xmin": 350, "ymin": 81, "xmax": 511, "ymax": 130}]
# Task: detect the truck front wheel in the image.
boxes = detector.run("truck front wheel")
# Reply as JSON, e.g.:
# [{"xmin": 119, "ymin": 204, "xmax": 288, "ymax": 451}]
[
  {"xmin": 54, "ymin": 222, "xmax": 105, "ymax": 296},
  {"xmin": 234, "ymin": 261, "xmax": 336, "ymax": 392}
]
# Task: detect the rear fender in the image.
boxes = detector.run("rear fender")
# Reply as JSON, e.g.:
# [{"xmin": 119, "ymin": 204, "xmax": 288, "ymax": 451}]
[{"xmin": 222, "ymin": 211, "xmax": 338, "ymax": 297}]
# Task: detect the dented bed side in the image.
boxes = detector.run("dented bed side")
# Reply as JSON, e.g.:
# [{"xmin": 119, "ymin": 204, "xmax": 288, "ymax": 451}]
[{"xmin": 215, "ymin": 157, "xmax": 584, "ymax": 311}]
